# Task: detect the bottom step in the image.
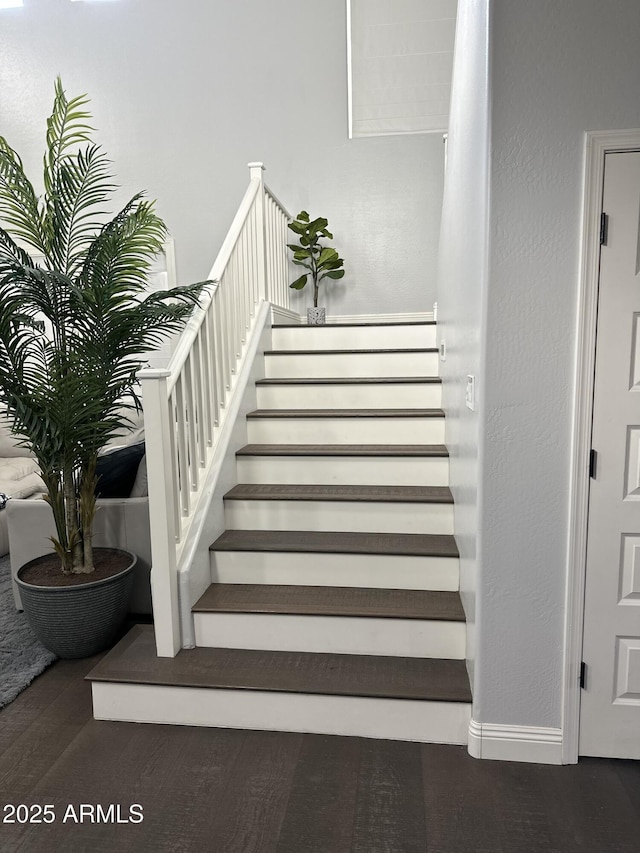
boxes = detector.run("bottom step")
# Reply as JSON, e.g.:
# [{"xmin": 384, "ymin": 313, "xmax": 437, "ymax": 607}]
[{"xmin": 88, "ymin": 625, "xmax": 471, "ymax": 744}]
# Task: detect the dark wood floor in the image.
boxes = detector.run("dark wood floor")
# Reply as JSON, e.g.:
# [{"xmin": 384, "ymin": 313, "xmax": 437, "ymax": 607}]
[{"xmin": 1, "ymin": 652, "xmax": 639, "ymax": 853}]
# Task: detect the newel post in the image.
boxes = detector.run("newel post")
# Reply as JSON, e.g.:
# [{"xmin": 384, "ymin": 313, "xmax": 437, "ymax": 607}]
[
  {"xmin": 139, "ymin": 368, "xmax": 181, "ymax": 657},
  {"xmin": 249, "ymin": 161, "xmax": 268, "ymax": 302}
]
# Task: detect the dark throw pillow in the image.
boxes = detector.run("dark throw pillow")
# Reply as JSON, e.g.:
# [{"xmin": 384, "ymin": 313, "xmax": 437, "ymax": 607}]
[{"xmin": 95, "ymin": 442, "xmax": 146, "ymax": 499}]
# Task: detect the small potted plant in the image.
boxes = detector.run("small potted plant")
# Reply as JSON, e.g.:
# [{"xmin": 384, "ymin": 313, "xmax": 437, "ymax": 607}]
[
  {"xmin": 0, "ymin": 78, "xmax": 206, "ymax": 658},
  {"xmin": 287, "ymin": 210, "xmax": 345, "ymax": 324}
]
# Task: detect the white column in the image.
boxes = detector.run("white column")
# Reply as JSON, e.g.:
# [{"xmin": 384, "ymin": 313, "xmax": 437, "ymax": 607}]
[{"xmin": 139, "ymin": 368, "xmax": 181, "ymax": 657}]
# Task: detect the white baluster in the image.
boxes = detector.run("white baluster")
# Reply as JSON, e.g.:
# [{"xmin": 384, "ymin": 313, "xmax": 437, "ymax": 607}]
[
  {"xmin": 201, "ymin": 306, "xmax": 215, "ymax": 443},
  {"xmin": 185, "ymin": 353, "xmax": 200, "ymax": 492},
  {"xmin": 251, "ymin": 201, "xmax": 260, "ymax": 309},
  {"xmin": 249, "ymin": 162, "xmax": 267, "ymax": 302}
]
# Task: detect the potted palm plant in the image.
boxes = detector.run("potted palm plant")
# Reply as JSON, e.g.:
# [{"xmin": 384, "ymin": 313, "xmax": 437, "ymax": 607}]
[
  {"xmin": 0, "ymin": 78, "xmax": 206, "ymax": 658},
  {"xmin": 287, "ymin": 211, "xmax": 345, "ymax": 324}
]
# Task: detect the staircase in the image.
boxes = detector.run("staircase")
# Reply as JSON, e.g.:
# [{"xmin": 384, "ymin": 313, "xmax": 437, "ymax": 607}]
[{"xmin": 89, "ymin": 320, "xmax": 471, "ymax": 744}]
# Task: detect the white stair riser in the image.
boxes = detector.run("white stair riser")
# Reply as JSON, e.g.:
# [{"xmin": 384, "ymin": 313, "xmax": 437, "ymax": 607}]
[
  {"xmin": 256, "ymin": 382, "xmax": 441, "ymax": 410},
  {"xmin": 92, "ymin": 682, "xmax": 470, "ymax": 744},
  {"xmin": 193, "ymin": 612, "xmax": 465, "ymax": 659},
  {"xmin": 210, "ymin": 550, "xmax": 459, "ymax": 591},
  {"xmin": 265, "ymin": 351, "xmax": 438, "ymax": 379},
  {"xmin": 247, "ymin": 417, "xmax": 445, "ymax": 445},
  {"xmin": 225, "ymin": 499, "xmax": 454, "ymax": 535},
  {"xmin": 237, "ymin": 455, "xmax": 450, "ymax": 487},
  {"xmin": 272, "ymin": 325, "xmax": 436, "ymax": 351}
]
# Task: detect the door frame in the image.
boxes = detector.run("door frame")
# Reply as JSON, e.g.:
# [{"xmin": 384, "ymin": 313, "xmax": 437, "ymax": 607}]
[{"xmin": 563, "ymin": 129, "xmax": 640, "ymax": 764}]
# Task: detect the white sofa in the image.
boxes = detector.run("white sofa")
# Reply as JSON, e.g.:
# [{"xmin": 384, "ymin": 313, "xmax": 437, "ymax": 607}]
[
  {"xmin": 0, "ymin": 418, "xmax": 45, "ymax": 557},
  {"xmin": 1, "ymin": 413, "xmax": 152, "ymax": 614},
  {"xmin": 8, "ymin": 495, "xmax": 152, "ymax": 613}
]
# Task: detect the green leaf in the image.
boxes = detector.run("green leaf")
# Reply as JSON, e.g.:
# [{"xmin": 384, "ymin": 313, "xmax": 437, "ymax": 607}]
[
  {"xmin": 320, "ymin": 259, "xmax": 344, "ymax": 272},
  {"xmin": 324, "ymin": 269, "xmax": 345, "ymax": 280},
  {"xmin": 317, "ymin": 247, "xmax": 338, "ymax": 266},
  {"xmin": 297, "ymin": 210, "xmax": 310, "ymax": 222},
  {"xmin": 289, "ymin": 274, "xmax": 308, "ymax": 290},
  {"xmin": 308, "ymin": 217, "xmax": 328, "ymax": 234},
  {"xmin": 288, "ymin": 221, "xmax": 306, "ymax": 236},
  {"xmin": 0, "ymin": 140, "xmax": 47, "ymax": 256}
]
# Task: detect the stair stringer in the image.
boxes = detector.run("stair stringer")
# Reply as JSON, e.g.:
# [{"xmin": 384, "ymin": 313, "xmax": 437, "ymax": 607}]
[{"xmin": 175, "ymin": 300, "xmax": 273, "ymax": 648}]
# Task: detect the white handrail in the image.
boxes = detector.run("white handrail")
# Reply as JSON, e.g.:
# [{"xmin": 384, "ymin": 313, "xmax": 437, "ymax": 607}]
[{"xmin": 139, "ymin": 162, "xmax": 292, "ymax": 656}]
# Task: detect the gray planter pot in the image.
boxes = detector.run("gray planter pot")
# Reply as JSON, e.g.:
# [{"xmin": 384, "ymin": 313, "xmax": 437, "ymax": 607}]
[
  {"xmin": 16, "ymin": 550, "xmax": 136, "ymax": 659},
  {"xmin": 307, "ymin": 307, "xmax": 326, "ymax": 325}
]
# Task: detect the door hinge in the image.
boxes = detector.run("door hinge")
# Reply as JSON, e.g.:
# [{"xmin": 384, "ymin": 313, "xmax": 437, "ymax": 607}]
[
  {"xmin": 600, "ymin": 212, "xmax": 608, "ymax": 246},
  {"xmin": 589, "ymin": 448, "xmax": 597, "ymax": 479},
  {"xmin": 580, "ymin": 661, "xmax": 587, "ymax": 689}
]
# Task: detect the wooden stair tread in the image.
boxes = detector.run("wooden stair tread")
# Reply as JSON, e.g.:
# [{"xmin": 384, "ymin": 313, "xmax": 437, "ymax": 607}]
[
  {"xmin": 265, "ymin": 348, "xmax": 437, "ymax": 356},
  {"xmin": 274, "ymin": 321, "xmax": 436, "ymax": 328},
  {"xmin": 224, "ymin": 484, "xmax": 453, "ymax": 503},
  {"xmin": 193, "ymin": 584, "xmax": 465, "ymax": 621},
  {"xmin": 210, "ymin": 529, "xmax": 459, "ymax": 558},
  {"xmin": 237, "ymin": 444, "xmax": 449, "ymax": 457},
  {"xmin": 247, "ymin": 408, "xmax": 444, "ymax": 419},
  {"xmin": 256, "ymin": 376, "xmax": 441, "ymax": 386},
  {"xmin": 87, "ymin": 625, "xmax": 471, "ymax": 703}
]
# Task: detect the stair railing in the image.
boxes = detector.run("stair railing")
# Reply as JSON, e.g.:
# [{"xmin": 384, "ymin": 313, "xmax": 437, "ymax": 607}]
[{"xmin": 139, "ymin": 162, "xmax": 292, "ymax": 656}]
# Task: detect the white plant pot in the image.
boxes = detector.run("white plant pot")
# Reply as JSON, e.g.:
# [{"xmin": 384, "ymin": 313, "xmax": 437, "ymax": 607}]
[{"xmin": 307, "ymin": 307, "xmax": 326, "ymax": 325}]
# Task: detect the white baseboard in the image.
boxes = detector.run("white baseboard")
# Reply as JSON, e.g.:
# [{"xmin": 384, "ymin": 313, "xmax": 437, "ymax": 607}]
[
  {"xmin": 468, "ymin": 719, "xmax": 563, "ymax": 765},
  {"xmin": 327, "ymin": 311, "xmax": 434, "ymax": 324},
  {"xmin": 271, "ymin": 305, "xmax": 302, "ymax": 325}
]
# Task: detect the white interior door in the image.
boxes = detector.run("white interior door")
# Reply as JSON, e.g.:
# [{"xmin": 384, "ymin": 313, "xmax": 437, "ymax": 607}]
[{"xmin": 580, "ymin": 150, "xmax": 640, "ymax": 758}]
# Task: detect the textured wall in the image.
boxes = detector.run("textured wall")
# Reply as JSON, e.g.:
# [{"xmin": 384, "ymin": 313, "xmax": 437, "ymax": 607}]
[
  {"xmin": 0, "ymin": 0, "xmax": 444, "ymax": 315},
  {"xmin": 436, "ymin": 0, "xmax": 490, "ymax": 690},
  {"xmin": 476, "ymin": 0, "xmax": 640, "ymax": 728}
]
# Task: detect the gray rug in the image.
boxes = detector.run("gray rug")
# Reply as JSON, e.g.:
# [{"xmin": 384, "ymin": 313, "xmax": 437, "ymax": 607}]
[{"xmin": 0, "ymin": 554, "xmax": 57, "ymax": 709}]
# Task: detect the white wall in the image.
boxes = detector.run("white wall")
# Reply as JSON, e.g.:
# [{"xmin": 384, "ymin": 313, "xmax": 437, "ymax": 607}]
[
  {"xmin": 0, "ymin": 0, "xmax": 444, "ymax": 315},
  {"xmin": 436, "ymin": 0, "xmax": 490, "ymax": 690},
  {"xmin": 475, "ymin": 0, "xmax": 640, "ymax": 730}
]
